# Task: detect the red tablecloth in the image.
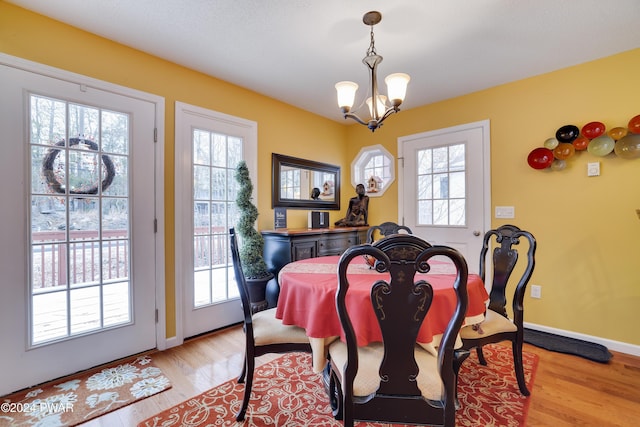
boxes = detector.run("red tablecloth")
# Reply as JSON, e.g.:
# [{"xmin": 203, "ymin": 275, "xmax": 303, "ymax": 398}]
[{"xmin": 276, "ymin": 255, "xmax": 489, "ymax": 347}]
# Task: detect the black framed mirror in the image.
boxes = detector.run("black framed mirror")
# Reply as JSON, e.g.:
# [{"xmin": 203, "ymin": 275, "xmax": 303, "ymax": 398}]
[{"xmin": 272, "ymin": 153, "xmax": 340, "ymax": 210}]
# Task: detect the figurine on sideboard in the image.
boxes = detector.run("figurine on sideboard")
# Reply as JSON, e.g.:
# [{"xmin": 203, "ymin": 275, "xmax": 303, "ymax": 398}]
[{"xmin": 335, "ymin": 183, "xmax": 369, "ymax": 227}]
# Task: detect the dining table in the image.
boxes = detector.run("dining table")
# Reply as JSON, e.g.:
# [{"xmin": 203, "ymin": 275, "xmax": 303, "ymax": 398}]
[{"xmin": 275, "ymin": 254, "xmax": 490, "ymax": 372}]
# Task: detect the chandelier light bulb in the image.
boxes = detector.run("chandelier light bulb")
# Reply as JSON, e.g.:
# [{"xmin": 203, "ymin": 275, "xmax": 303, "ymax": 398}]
[
  {"xmin": 385, "ymin": 73, "xmax": 410, "ymax": 107},
  {"xmin": 366, "ymin": 95, "xmax": 388, "ymax": 118},
  {"xmin": 335, "ymin": 81, "xmax": 359, "ymax": 112},
  {"xmin": 334, "ymin": 11, "xmax": 410, "ymax": 132}
]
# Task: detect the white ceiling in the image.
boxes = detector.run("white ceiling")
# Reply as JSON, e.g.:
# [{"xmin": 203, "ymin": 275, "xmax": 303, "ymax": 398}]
[{"xmin": 8, "ymin": 0, "xmax": 640, "ymax": 122}]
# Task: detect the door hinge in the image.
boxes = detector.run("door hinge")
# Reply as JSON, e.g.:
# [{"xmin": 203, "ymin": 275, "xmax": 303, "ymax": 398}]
[
  {"xmin": 153, "ymin": 127, "xmax": 157, "ymax": 143},
  {"xmin": 154, "ymin": 218, "xmax": 158, "ymax": 233},
  {"xmin": 398, "ymin": 156, "xmax": 404, "ymax": 168},
  {"xmin": 155, "ymin": 309, "xmax": 159, "ymax": 323}
]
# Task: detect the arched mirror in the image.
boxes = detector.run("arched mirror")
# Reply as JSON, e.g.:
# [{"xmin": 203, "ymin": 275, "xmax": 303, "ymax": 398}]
[{"xmin": 272, "ymin": 153, "xmax": 340, "ymax": 210}]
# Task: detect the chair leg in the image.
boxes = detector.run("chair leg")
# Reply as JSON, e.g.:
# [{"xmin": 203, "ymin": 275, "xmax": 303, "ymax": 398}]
[
  {"xmin": 512, "ymin": 340, "xmax": 530, "ymax": 396},
  {"xmin": 453, "ymin": 349, "xmax": 471, "ymax": 409},
  {"xmin": 328, "ymin": 363, "xmax": 343, "ymax": 420},
  {"xmin": 237, "ymin": 354, "xmax": 247, "ymax": 383},
  {"xmin": 476, "ymin": 346, "xmax": 488, "ymax": 365},
  {"xmin": 236, "ymin": 354, "xmax": 255, "ymax": 421}
]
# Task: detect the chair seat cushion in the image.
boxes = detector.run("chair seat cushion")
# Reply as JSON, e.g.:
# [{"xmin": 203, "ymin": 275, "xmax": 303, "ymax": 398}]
[
  {"xmin": 253, "ymin": 308, "xmax": 310, "ymax": 346},
  {"xmin": 459, "ymin": 308, "xmax": 517, "ymax": 339},
  {"xmin": 328, "ymin": 341, "xmax": 443, "ymax": 400}
]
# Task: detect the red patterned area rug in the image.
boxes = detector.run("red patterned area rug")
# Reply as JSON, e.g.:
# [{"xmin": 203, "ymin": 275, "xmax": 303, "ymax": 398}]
[
  {"xmin": 139, "ymin": 344, "xmax": 537, "ymax": 427},
  {"xmin": 1, "ymin": 354, "xmax": 171, "ymax": 426}
]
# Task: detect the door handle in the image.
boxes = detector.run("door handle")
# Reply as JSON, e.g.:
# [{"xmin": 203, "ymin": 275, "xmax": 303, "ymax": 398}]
[{"xmin": 473, "ymin": 230, "xmax": 481, "ymax": 236}]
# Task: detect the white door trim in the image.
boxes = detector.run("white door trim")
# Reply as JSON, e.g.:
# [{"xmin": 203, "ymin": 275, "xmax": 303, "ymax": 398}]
[{"xmin": 0, "ymin": 52, "xmax": 167, "ymax": 351}]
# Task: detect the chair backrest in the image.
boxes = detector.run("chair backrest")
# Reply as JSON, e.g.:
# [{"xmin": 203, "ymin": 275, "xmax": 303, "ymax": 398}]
[
  {"xmin": 480, "ymin": 224, "xmax": 536, "ymax": 323},
  {"xmin": 336, "ymin": 234, "xmax": 468, "ymax": 424},
  {"xmin": 229, "ymin": 227, "xmax": 254, "ymax": 322},
  {"xmin": 366, "ymin": 221, "xmax": 413, "ymax": 243}
]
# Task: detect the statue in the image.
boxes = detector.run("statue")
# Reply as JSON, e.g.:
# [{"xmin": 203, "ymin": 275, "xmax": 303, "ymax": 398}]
[
  {"xmin": 335, "ymin": 183, "xmax": 369, "ymax": 227},
  {"xmin": 310, "ymin": 187, "xmax": 321, "ymax": 200}
]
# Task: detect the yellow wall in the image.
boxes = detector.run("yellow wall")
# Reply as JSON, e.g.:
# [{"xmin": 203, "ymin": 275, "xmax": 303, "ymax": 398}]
[
  {"xmin": 346, "ymin": 49, "xmax": 640, "ymax": 346},
  {"xmin": 2, "ymin": 2, "xmax": 638, "ymax": 347}
]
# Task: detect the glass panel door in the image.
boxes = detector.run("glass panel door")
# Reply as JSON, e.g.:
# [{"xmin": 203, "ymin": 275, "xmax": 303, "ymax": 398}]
[
  {"xmin": 0, "ymin": 59, "xmax": 159, "ymax": 396},
  {"xmin": 175, "ymin": 101, "xmax": 257, "ymax": 339}
]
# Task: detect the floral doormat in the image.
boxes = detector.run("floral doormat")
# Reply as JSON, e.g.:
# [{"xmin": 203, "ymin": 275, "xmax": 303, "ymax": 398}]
[
  {"xmin": 1, "ymin": 354, "xmax": 171, "ymax": 426},
  {"xmin": 139, "ymin": 344, "xmax": 537, "ymax": 427}
]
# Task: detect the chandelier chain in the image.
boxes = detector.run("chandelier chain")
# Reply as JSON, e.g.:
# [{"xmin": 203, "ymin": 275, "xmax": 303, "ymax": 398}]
[{"xmin": 367, "ymin": 26, "xmax": 377, "ymax": 57}]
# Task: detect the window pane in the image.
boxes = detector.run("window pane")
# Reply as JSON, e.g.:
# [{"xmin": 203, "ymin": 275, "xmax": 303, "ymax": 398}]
[
  {"xmin": 417, "ymin": 149, "xmax": 432, "ymax": 174},
  {"xmin": 103, "ymin": 282, "xmax": 130, "ymax": 326},
  {"xmin": 31, "ymin": 196, "xmax": 67, "ymax": 239},
  {"xmin": 102, "ymin": 198, "xmax": 129, "ymax": 239},
  {"xmin": 449, "ymin": 171, "xmax": 465, "ymax": 198},
  {"xmin": 211, "ymin": 167, "xmax": 227, "ymax": 200},
  {"xmin": 30, "ymin": 95, "xmax": 66, "ymax": 145},
  {"xmin": 194, "ymin": 235, "xmax": 211, "ymax": 268},
  {"xmin": 102, "ymin": 240, "xmax": 129, "ymax": 281},
  {"xmin": 193, "ymin": 130, "xmax": 210, "ymax": 165},
  {"xmin": 69, "ymin": 241, "xmax": 100, "ymax": 285},
  {"xmin": 433, "ymin": 200, "xmax": 448, "ymax": 225},
  {"xmin": 70, "ymin": 286, "xmax": 101, "ymax": 334},
  {"xmin": 417, "ymin": 175, "xmax": 431, "ymax": 199},
  {"xmin": 101, "ymin": 110, "xmax": 129, "ymax": 155},
  {"xmin": 69, "ymin": 104, "xmax": 99, "ymax": 142},
  {"xmin": 212, "ymin": 133, "xmax": 227, "ymax": 167},
  {"xmin": 432, "ymin": 147, "xmax": 448, "ymax": 173},
  {"xmin": 32, "ymin": 292, "xmax": 67, "ymax": 343},
  {"xmin": 418, "ymin": 200, "xmax": 433, "ymax": 225},
  {"xmin": 193, "ymin": 165, "xmax": 210, "ymax": 200},
  {"xmin": 433, "ymin": 173, "xmax": 449, "ymax": 199},
  {"xmin": 194, "ymin": 202, "xmax": 210, "ymax": 234},
  {"xmin": 31, "ymin": 244, "xmax": 65, "ymax": 289},
  {"xmin": 449, "ymin": 144, "xmax": 465, "ymax": 171},
  {"xmin": 194, "ymin": 270, "xmax": 211, "ymax": 306},
  {"xmin": 103, "ymin": 154, "xmax": 128, "ymax": 197},
  {"xmin": 69, "ymin": 198, "xmax": 98, "ymax": 242}
]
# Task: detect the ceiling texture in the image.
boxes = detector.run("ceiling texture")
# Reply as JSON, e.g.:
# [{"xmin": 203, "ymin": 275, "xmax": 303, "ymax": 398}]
[{"xmin": 8, "ymin": 0, "xmax": 640, "ymax": 122}]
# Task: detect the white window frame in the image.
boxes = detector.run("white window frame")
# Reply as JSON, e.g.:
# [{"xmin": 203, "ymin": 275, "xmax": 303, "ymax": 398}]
[{"xmin": 351, "ymin": 144, "xmax": 395, "ymax": 197}]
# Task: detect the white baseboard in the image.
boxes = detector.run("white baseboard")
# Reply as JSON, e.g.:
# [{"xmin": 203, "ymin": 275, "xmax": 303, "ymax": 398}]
[{"xmin": 524, "ymin": 322, "xmax": 640, "ymax": 357}]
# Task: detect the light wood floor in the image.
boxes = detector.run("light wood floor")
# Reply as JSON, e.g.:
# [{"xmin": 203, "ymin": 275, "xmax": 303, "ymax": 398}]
[{"xmin": 79, "ymin": 324, "xmax": 640, "ymax": 427}]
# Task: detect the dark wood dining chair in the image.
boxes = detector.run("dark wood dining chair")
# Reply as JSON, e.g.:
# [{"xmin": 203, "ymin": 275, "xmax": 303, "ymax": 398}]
[
  {"xmin": 229, "ymin": 228, "xmax": 312, "ymax": 421},
  {"xmin": 327, "ymin": 234, "xmax": 469, "ymax": 427},
  {"xmin": 366, "ymin": 221, "xmax": 413, "ymax": 243},
  {"xmin": 459, "ymin": 224, "xmax": 536, "ymax": 395}
]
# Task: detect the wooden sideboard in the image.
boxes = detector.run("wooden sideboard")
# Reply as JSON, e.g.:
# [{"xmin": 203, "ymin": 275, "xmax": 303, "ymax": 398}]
[{"xmin": 261, "ymin": 226, "xmax": 369, "ymax": 280}]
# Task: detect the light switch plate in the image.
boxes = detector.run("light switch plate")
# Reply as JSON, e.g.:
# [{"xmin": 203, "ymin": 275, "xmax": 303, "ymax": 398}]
[
  {"xmin": 495, "ymin": 206, "xmax": 515, "ymax": 219},
  {"xmin": 587, "ymin": 162, "xmax": 600, "ymax": 177}
]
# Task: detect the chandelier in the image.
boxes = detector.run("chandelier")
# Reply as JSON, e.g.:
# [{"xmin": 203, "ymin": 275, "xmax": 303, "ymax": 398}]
[{"xmin": 335, "ymin": 11, "xmax": 410, "ymax": 132}]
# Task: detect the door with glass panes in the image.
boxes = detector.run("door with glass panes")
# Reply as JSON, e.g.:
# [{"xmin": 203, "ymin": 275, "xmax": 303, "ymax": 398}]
[
  {"xmin": 399, "ymin": 121, "xmax": 490, "ymax": 273},
  {"xmin": 0, "ymin": 58, "xmax": 160, "ymax": 395},
  {"xmin": 175, "ymin": 102, "xmax": 257, "ymax": 339}
]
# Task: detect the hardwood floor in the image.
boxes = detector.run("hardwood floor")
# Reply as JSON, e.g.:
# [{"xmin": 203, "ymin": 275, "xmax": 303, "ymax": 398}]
[{"xmin": 80, "ymin": 325, "xmax": 640, "ymax": 427}]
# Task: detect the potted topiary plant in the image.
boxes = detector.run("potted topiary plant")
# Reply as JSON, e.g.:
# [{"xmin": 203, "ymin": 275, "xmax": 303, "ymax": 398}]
[{"xmin": 234, "ymin": 160, "xmax": 273, "ymax": 312}]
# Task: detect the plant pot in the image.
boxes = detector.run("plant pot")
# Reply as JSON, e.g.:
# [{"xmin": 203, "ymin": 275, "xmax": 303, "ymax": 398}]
[{"xmin": 246, "ymin": 272, "xmax": 274, "ymax": 313}]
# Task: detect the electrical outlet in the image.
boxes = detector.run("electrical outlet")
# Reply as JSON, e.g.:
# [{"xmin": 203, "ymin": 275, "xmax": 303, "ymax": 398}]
[{"xmin": 530, "ymin": 285, "xmax": 541, "ymax": 299}]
